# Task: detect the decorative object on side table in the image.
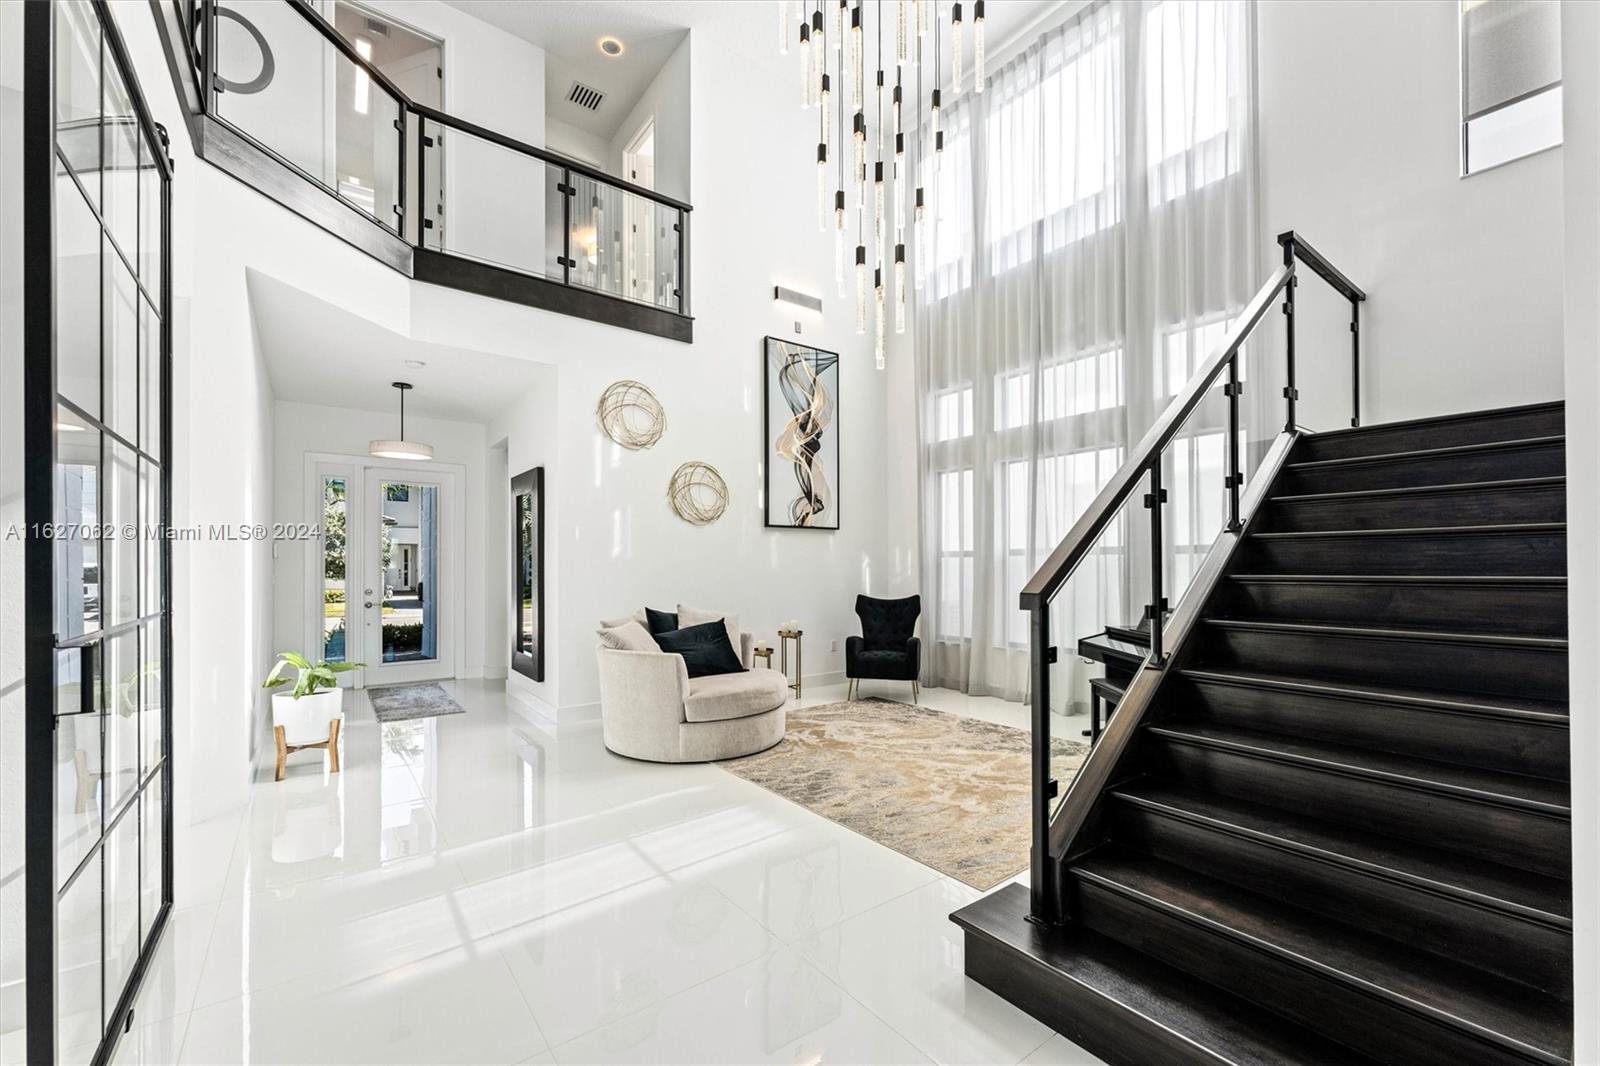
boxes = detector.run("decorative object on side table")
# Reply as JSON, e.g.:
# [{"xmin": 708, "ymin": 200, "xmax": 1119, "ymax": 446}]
[
  {"xmin": 261, "ymin": 651, "xmax": 363, "ymax": 781},
  {"xmin": 777, "ymin": 626, "xmax": 803, "ymax": 699},
  {"xmin": 597, "ymin": 379, "xmax": 666, "ymax": 449},
  {"xmin": 668, "ymin": 461, "xmax": 729, "ymax": 524},
  {"xmin": 763, "ymin": 336, "xmax": 841, "ymax": 529}
]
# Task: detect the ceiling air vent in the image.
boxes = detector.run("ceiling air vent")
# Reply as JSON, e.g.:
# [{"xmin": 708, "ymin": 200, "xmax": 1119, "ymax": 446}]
[
  {"xmin": 363, "ymin": 16, "xmax": 391, "ymax": 37},
  {"xmin": 567, "ymin": 81, "xmax": 605, "ymax": 112}
]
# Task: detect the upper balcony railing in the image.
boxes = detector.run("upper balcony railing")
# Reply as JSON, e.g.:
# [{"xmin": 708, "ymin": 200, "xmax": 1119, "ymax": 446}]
[{"xmin": 170, "ymin": 0, "xmax": 691, "ymax": 336}]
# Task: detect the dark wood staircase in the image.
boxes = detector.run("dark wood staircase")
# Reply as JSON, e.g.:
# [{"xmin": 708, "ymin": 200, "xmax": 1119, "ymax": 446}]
[{"xmin": 954, "ymin": 402, "xmax": 1572, "ymax": 1065}]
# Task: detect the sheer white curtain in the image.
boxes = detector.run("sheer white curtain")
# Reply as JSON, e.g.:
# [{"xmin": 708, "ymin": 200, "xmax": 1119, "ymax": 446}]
[{"xmin": 913, "ymin": 0, "xmax": 1261, "ymax": 708}]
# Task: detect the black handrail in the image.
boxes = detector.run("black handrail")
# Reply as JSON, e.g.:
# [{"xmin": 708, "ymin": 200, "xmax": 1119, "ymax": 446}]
[
  {"xmin": 1021, "ymin": 234, "xmax": 1365, "ymax": 926},
  {"xmin": 190, "ymin": 0, "xmax": 692, "ymax": 317},
  {"xmin": 275, "ymin": 0, "xmax": 692, "ymax": 215}
]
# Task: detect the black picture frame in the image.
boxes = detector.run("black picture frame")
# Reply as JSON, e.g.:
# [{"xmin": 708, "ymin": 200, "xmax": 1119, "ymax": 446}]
[
  {"xmin": 510, "ymin": 466, "xmax": 545, "ymax": 682},
  {"xmin": 762, "ymin": 335, "xmax": 841, "ymax": 530}
]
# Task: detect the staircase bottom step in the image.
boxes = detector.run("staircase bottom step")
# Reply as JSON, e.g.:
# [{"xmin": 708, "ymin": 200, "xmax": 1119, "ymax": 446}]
[{"xmin": 951, "ymin": 883, "xmax": 1375, "ymax": 1066}]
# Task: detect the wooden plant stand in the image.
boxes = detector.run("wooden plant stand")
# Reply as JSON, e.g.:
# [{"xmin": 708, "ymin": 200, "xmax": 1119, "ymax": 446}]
[{"xmin": 275, "ymin": 718, "xmax": 341, "ymax": 782}]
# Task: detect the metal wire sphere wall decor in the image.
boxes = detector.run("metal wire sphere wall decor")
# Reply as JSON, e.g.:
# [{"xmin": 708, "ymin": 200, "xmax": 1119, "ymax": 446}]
[
  {"xmin": 667, "ymin": 462, "xmax": 729, "ymax": 525},
  {"xmin": 596, "ymin": 379, "xmax": 667, "ymax": 450}
]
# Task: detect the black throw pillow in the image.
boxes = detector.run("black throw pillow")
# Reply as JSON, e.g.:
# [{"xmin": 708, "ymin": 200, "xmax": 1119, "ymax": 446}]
[
  {"xmin": 644, "ymin": 607, "xmax": 679, "ymax": 636},
  {"xmin": 655, "ymin": 619, "xmax": 745, "ymax": 678}
]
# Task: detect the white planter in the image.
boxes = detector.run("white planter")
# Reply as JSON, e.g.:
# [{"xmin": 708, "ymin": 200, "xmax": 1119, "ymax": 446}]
[{"xmin": 272, "ymin": 689, "xmax": 343, "ymax": 746}]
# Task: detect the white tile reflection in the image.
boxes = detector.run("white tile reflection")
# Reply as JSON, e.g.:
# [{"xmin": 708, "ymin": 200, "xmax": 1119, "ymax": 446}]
[{"xmin": 123, "ymin": 680, "xmax": 1100, "ymax": 1064}]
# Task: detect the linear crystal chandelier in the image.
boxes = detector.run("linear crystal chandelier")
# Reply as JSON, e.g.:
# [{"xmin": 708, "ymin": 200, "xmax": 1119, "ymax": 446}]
[{"xmin": 779, "ymin": 0, "xmax": 983, "ymax": 368}]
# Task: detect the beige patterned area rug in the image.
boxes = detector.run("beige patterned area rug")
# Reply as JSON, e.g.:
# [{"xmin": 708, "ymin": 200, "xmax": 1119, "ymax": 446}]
[{"xmin": 720, "ymin": 698, "xmax": 1090, "ymax": 890}]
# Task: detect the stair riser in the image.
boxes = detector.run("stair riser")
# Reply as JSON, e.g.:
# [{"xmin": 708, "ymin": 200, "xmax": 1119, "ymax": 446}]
[
  {"xmin": 1198, "ymin": 626, "xmax": 1569, "ymax": 702},
  {"xmin": 1262, "ymin": 484, "xmax": 1565, "ymax": 532},
  {"xmin": 1282, "ymin": 444, "xmax": 1565, "ymax": 494},
  {"xmin": 962, "ymin": 934, "xmax": 1235, "ymax": 1066},
  {"xmin": 1215, "ymin": 580, "xmax": 1568, "ymax": 637},
  {"xmin": 1147, "ymin": 739, "xmax": 1570, "ymax": 878},
  {"xmin": 1298, "ymin": 407, "xmax": 1565, "ymax": 461},
  {"xmin": 1072, "ymin": 878, "xmax": 1555, "ymax": 1066},
  {"xmin": 1181, "ymin": 677, "xmax": 1571, "ymax": 780},
  {"xmin": 1113, "ymin": 802, "xmax": 1572, "ymax": 994},
  {"xmin": 1240, "ymin": 531, "xmax": 1566, "ymax": 577}
]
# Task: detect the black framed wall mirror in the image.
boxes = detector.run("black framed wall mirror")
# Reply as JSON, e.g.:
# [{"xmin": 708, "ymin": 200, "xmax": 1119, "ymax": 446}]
[{"xmin": 511, "ymin": 466, "xmax": 545, "ymax": 682}]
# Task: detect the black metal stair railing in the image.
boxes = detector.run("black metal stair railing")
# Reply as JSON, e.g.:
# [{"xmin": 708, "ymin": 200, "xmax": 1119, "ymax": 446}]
[
  {"xmin": 1020, "ymin": 231, "xmax": 1366, "ymax": 926},
  {"xmin": 177, "ymin": 0, "xmax": 692, "ymax": 322}
]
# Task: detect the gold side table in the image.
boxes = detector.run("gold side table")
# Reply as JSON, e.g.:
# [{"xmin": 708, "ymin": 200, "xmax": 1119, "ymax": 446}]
[
  {"xmin": 753, "ymin": 645, "xmax": 774, "ymax": 670},
  {"xmin": 777, "ymin": 628, "xmax": 803, "ymax": 698}
]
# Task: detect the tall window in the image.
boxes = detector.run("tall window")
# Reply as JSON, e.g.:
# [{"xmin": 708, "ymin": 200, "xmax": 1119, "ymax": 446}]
[
  {"xmin": 915, "ymin": 0, "xmax": 1258, "ymax": 706},
  {"xmin": 1460, "ymin": 0, "xmax": 1563, "ymax": 175},
  {"xmin": 18, "ymin": 3, "xmax": 173, "ymax": 1061}
]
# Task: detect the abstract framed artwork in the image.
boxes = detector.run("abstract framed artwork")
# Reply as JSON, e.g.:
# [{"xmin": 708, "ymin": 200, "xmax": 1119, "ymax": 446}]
[{"xmin": 763, "ymin": 336, "xmax": 841, "ymax": 530}]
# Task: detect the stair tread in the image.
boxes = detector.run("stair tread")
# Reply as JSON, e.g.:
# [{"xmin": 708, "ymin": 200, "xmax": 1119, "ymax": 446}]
[
  {"xmin": 1111, "ymin": 780, "xmax": 1572, "ymax": 925},
  {"xmin": 1271, "ymin": 475, "xmax": 1564, "ymax": 504},
  {"xmin": 1287, "ymin": 434, "xmax": 1564, "ymax": 471},
  {"xmin": 1306, "ymin": 401, "xmax": 1563, "ymax": 441},
  {"xmin": 1148, "ymin": 720, "xmax": 1571, "ymax": 814},
  {"xmin": 1250, "ymin": 521, "xmax": 1565, "ymax": 539},
  {"xmin": 951, "ymin": 883, "xmax": 1382, "ymax": 1066},
  {"xmin": 1179, "ymin": 666, "xmax": 1570, "ymax": 723},
  {"xmin": 1203, "ymin": 616, "xmax": 1568, "ymax": 649},
  {"xmin": 1074, "ymin": 850, "xmax": 1573, "ymax": 1061},
  {"xmin": 1228, "ymin": 573, "xmax": 1566, "ymax": 586}
]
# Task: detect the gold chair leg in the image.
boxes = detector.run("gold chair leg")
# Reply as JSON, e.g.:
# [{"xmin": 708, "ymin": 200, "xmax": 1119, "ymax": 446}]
[
  {"xmin": 274, "ymin": 725, "xmax": 288, "ymax": 782},
  {"xmin": 327, "ymin": 718, "xmax": 342, "ymax": 774},
  {"xmin": 911, "ymin": 680, "xmax": 920, "ymax": 703}
]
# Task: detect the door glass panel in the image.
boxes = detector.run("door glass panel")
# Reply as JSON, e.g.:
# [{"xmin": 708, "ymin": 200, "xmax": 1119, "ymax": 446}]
[
  {"xmin": 380, "ymin": 482, "xmax": 437, "ymax": 663},
  {"xmin": 56, "ymin": 178, "xmax": 100, "ymax": 419},
  {"xmin": 55, "ymin": 408, "xmax": 100, "ymax": 640},
  {"xmin": 138, "ymin": 130, "xmax": 161, "ymax": 293},
  {"xmin": 104, "ymin": 440, "xmax": 138, "ymax": 627},
  {"xmin": 105, "ymin": 246, "xmax": 139, "ymax": 444},
  {"xmin": 54, "ymin": 647, "xmax": 98, "ymax": 883},
  {"xmin": 140, "ymin": 622, "xmax": 164, "ymax": 777},
  {"xmin": 321, "ymin": 476, "xmax": 348, "ymax": 662},
  {"xmin": 139, "ymin": 458, "xmax": 161, "ymax": 617},
  {"xmin": 53, "ymin": 0, "xmax": 101, "ymax": 201},
  {"xmin": 102, "ymin": 59, "xmax": 138, "ymax": 262},
  {"xmin": 102, "ymin": 628, "xmax": 140, "ymax": 816},
  {"xmin": 139, "ymin": 295, "xmax": 160, "ymax": 458},
  {"xmin": 103, "ymin": 810, "xmax": 140, "ymax": 1019},
  {"xmin": 139, "ymin": 786, "xmax": 164, "ymax": 945},
  {"xmin": 57, "ymin": 857, "xmax": 103, "ymax": 1054}
]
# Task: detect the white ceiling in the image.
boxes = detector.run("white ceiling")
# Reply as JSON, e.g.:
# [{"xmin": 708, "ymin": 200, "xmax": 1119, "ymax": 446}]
[
  {"xmin": 248, "ymin": 272, "xmax": 547, "ymax": 424},
  {"xmin": 444, "ymin": 1, "xmax": 1063, "ymax": 143}
]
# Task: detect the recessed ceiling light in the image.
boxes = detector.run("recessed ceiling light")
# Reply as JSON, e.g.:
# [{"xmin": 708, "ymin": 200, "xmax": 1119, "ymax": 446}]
[
  {"xmin": 404, "ymin": 359, "xmax": 426, "ymax": 368},
  {"xmin": 599, "ymin": 36, "xmax": 624, "ymax": 57}
]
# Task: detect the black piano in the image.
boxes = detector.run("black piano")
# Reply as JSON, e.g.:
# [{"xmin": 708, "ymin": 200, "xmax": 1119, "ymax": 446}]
[{"xmin": 1075, "ymin": 620, "xmax": 1155, "ymax": 745}]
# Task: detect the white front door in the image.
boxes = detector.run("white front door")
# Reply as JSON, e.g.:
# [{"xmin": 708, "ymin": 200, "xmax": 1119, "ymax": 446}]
[{"xmin": 360, "ymin": 466, "xmax": 455, "ymax": 685}]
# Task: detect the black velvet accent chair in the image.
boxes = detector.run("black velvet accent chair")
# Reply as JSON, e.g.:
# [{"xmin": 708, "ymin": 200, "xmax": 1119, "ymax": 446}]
[{"xmin": 845, "ymin": 594, "xmax": 922, "ymax": 702}]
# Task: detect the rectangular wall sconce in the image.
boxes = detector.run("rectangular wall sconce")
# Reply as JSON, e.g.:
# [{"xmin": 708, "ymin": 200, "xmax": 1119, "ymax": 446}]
[{"xmin": 774, "ymin": 285, "xmax": 823, "ymax": 313}]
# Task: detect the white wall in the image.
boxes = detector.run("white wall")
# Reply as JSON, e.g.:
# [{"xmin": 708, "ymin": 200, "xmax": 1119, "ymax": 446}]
[
  {"xmin": 544, "ymin": 114, "xmax": 607, "ymax": 169},
  {"xmin": 1562, "ymin": 2, "xmax": 1597, "ymax": 1060},
  {"xmin": 607, "ymin": 34, "xmax": 691, "ymax": 201},
  {"xmin": 267, "ymin": 399, "xmax": 490, "ymax": 684},
  {"xmin": 1258, "ymin": 0, "xmax": 1566, "ymax": 425}
]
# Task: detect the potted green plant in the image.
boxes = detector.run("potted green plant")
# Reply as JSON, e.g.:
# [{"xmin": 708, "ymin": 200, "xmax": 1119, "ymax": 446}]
[{"xmin": 262, "ymin": 652, "xmax": 363, "ymax": 780}]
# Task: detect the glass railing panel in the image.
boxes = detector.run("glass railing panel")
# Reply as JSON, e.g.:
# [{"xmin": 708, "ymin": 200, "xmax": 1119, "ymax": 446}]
[
  {"xmin": 210, "ymin": 0, "xmax": 400, "ymax": 230},
  {"xmin": 568, "ymin": 174, "xmax": 681, "ymax": 311},
  {"xmin": 421, "ymin": 118, "xmax": 563, "ymax": 282}
]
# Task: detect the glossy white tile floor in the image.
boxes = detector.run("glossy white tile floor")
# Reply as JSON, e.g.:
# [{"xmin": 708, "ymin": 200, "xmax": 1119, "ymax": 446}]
[{"xmin": 103, "ymin": 679, "xmax": 1106, "ymax": 1065}]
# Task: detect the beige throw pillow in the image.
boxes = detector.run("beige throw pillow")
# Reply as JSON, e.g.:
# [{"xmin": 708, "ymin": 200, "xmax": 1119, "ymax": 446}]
[
  {"xmin": 599, "ymin": 609, "xmax": 646, "ymax": 630},
  {"xmin": 677, "ymin": 604, "xmax": 739, "ymax": 652},
  {"xmin": 596, "ymin": 619, "xmax": 660, "ymax": 653}
]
